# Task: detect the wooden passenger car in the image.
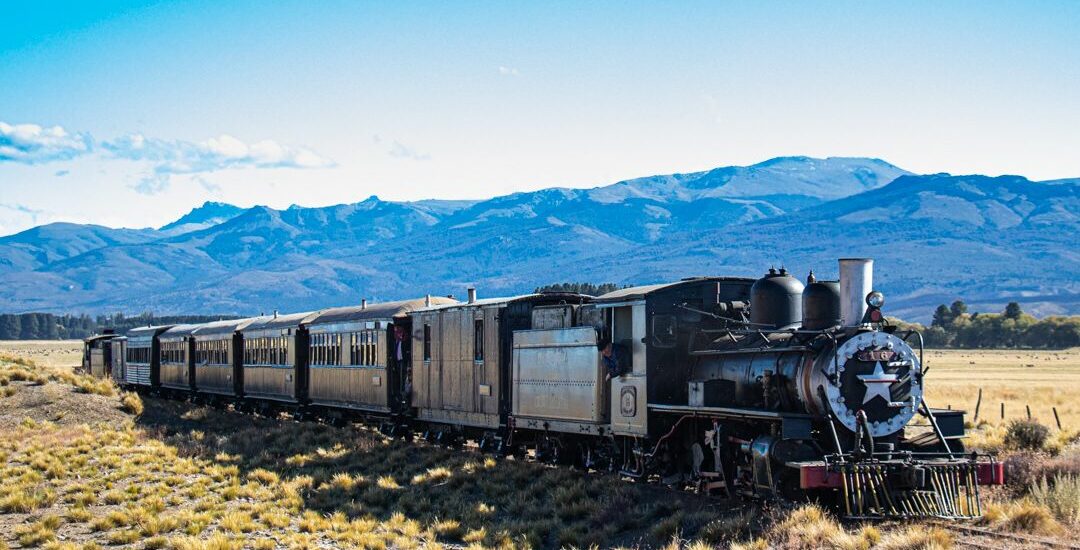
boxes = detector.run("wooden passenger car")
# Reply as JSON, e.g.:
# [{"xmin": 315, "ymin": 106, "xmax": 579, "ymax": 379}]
[
  {"xmin": 192, "ymin": 318, "xmax": 260, "ymax": 398},
  {"xmin": 124, "ymin": 325, "xmax": 174, "ymax": 388},
  {"xmin": 158, "ymin": 324, "xmax": 199, "ymax": 392},
  {"xmin": 410, "ymin": 293, "xmax": 589, "ymax": 432},
  {"xmin": 239, "ymin": 311, "xmax": 319, "ymax": 403},
  {"xmin": 82, "ymin": 333, "xmax": 119, "ymax": 378},
  {"xmin": 305, "ymin": 297, "xmax": 456, "ymax": 414}
]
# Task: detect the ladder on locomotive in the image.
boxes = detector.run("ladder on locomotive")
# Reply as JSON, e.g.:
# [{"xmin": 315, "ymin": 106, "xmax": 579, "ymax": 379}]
[{"xmin": 697, "ymin": 424, "xmax": 731, "ymax": 498}]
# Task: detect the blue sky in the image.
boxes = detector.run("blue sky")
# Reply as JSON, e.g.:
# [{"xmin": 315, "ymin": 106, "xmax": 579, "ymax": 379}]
[{"xmin": 1, "ymin": 1, "xmax": 1078, "ymax": 234}]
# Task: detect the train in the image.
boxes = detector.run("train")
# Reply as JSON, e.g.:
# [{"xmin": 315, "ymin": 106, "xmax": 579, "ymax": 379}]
[{"xmin": 83, "ymin": 258, "xmax": 1003, "ymax": 519}]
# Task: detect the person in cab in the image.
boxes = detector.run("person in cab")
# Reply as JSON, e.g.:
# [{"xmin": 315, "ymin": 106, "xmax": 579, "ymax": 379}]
[{"xmin": 597, "ymin": 336, "xmax": 629, "ymax": 380}]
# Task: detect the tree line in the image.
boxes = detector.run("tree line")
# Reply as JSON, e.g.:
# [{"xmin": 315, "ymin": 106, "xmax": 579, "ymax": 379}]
[
  {"xmin": 0, "ymin": 312, "xmax": 239, "ymax": 341},
  {"xmin": 889, "ymin": 300, "xmax": 1080, "ymax": 349},
  {"xmin": 2, "ymin": 293, "xmax": 1078, "ymax": 349},
  {"xmin": 534, "ymin": 282, "xmax": 625, "ymax": 296}
]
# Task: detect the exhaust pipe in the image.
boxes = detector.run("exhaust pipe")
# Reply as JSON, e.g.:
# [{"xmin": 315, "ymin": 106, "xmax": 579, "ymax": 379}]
[
  {"xmin": 839, "ymin": 258, "xmax": 872, "ymax": 327},
  {"xmin": 467, "ymin": 287, "xmax": 477, "ymax": 304}
]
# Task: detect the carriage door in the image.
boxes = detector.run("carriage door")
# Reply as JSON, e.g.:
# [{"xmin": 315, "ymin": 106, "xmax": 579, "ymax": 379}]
[{"xmin": 607, "ymin": 302, "xmax": 647, "ymax": 436}]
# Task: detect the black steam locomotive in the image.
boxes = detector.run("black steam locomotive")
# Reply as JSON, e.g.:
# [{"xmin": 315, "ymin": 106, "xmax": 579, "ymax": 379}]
[{"xmin": 84, "ymin": 258, "xmax": 1002, "ymax": 519}]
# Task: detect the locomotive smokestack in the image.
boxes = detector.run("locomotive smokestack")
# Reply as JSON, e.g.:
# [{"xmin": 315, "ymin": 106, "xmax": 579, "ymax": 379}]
[
  {"xmin": 839, "ymin": 258, "xmax": 873, "ymax": 327},
  {"xmin": 467, "ymin": 287, "xmax": 477, "ymax": 303}
]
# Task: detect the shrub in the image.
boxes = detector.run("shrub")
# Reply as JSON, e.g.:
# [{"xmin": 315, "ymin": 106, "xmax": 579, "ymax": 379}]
[
  {"xmin": 15, "ymin": 515, "xmax": 61, "ymax": 546},
  {"xmin": 1004, "ymin": 419, "xmax": 1050, "ymax": 451},
  {"xmin": 876, "ymin": 526, "xmax": 952, "ymax": 550},
  {"xmin": 1030, "ymin": 475, "xmax": 1080, "ymax": 525},
  {"xmin": 764, "ymin": 505, "xmax": 870, "ymax": 549},
  {"xmin": 121, "ymin": 392, "xmax": 144, "ymax": 416},
  {"xmin": 432, "ymin": 518, "xmax": 464, "ymax": 540},
  {"xmin": 1004, "ymin": 451, "xmax": 1043, "ymax": 492},
  {"xmin": 1037, "ymin": 449, "xmax": 1080, "ymax": 481},
  {"xmin": 999, "ymin": 501, "xmax": 1064, "ymax": 535}
]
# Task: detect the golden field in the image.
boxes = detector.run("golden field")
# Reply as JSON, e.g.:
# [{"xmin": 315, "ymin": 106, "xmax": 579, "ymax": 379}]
[{"xmin": 921, "ymin": 348, "xmax": 1080, "ymax": 430}]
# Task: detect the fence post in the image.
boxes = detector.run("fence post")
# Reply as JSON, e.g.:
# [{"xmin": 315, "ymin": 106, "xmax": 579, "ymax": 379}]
[
  {"xmin": 1053, "ymin": 407, "xmax": 1062, "ymax": 430},
  {"xmin": 973, "ymin": 388, "xmax": 982, "ymax": 423},
  {"xmin": 1001, "ymin": 403, "xmax": 1005, "ymax": 420},
  {"xmin": 1026, "ymin": 405, "xmax": 1032, "ymax": 420}
]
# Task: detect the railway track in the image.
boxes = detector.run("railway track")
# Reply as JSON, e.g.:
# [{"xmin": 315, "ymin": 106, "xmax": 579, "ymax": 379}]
[{"xmin": 931, "ymin": 520, "xmax": 1080, "ymax": 550}]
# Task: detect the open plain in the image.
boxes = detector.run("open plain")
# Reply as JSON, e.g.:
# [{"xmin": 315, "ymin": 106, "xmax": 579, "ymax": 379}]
[
  {"xmin": 921, "ymin": 348, "xmax": 1080, "ymax": 430},
  {"xmin": 1, "ymin": 341, "xmax": 1078, "ymax": 549}
]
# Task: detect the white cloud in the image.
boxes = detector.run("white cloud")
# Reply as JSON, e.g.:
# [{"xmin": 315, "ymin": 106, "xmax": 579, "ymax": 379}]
[
  {"xmin": 0, "ymin": 122, "xmax": 92, "ymax": 164},
  {"xmin": 498, "ymin": 66, "xmax": 520, "ymax": 77},
  {"xmin": 104, "ymin": 133, "xmax": 335, "ymax": 174},
  {"xmin": 373, "ymin": 134, "xmax": 431, "ymax": 161}
]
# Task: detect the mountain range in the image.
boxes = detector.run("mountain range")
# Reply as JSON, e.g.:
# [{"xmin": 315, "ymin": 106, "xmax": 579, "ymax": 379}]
[{"xmin": 1, "ymin": 156, "xmax": 1076, "ymax": 322}]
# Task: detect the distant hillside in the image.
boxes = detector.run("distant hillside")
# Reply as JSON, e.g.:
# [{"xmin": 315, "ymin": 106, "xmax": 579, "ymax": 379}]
[{"xmin": 0, "ymin": 157, "xmax": 1076, "ymax": 322}]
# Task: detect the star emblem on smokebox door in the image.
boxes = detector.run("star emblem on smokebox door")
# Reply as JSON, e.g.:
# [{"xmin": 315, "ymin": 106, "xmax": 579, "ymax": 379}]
[{"xmin": 856, "ymin": 361, "xmax": 899, "ymax": 405}]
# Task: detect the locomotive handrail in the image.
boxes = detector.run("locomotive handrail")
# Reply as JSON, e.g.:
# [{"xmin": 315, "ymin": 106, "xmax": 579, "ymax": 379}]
[
  {"xmin": 895, "ymin": 329, "xmax": 925, "ymax": 378},
  {"xmin": 687, "ymin": 346, "xmax": 812, "ymax": 357},
  {"xmin": 919, "ymin": 398, "xmax": 956, "ymax": 459}
]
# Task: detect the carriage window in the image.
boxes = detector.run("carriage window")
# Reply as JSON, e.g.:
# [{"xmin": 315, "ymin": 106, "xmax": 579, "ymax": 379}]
[
  {"xmin": 423, "ymin": 324, "xmax": 431, "ymax": 361},
  {"xmin": 474, "ymin": 320, "xmax": 484, "ymax": 361},
  {"xmin": 651, "ymin": 315, "xmax": 678, "ymax": 348}
]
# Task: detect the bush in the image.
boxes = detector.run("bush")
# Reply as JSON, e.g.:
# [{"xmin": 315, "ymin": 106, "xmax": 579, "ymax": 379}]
[
  {"xmin": 1004, "ymin": 419, "xmax": 1050, "ymax": 451},
  {"xmin": 120, "ymin": 392, "xmax": 144, "ymax": 416},
  {"xmin": 1004, "ymin": 451, "xmax": 1043, "ymax": 492},
  {"xmin": 1030, "ymin": 475, "xmax": 1080, "ymax": 525},
  {"xmin": 1038, "ymin": 449, "xmax": 1080, "ymax": 480},
  {"xmin": 1001, "ymin": 501, "xmax": 1063, "ymax": 535}
]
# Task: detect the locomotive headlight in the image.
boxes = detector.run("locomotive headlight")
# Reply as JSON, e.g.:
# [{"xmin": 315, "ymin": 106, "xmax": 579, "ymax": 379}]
[{"xmin": 866, "ymin": 290, "xmax": 885, "ymax": 309}]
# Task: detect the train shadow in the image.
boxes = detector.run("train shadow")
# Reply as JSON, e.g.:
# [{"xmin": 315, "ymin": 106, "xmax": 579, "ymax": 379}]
[{"xmin": 134, "ymin": 395, "xmax": 736, "ymax": 548}]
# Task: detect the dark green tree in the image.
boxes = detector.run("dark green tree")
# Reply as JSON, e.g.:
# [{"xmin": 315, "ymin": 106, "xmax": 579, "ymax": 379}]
[
  {"xmin": 534, "ymin": 282, "xmax": 624, "ymax": 296},
  {"xmin": 931, "ymin": 304, "xmax": 952, "ymax": 328},
  {"xmin": 949, "ymin": 300, "xmax": 968, "ymax": 319},
  {"xmin": 1004, "ymin": 302, "xmax": 1023, "ymax": 319}
]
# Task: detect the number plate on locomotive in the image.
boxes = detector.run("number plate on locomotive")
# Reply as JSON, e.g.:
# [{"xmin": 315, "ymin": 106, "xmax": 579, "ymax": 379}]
[{"xmin": 855, "ymin": 349, "xmax": 896, "ymax": 362}]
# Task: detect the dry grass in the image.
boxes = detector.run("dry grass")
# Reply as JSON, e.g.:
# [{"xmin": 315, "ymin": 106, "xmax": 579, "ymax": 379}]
[
  {"xmin": 2, "ymin": 346, "xmax": 719, "ymax": 549},
  {"xmin": 5, "ymin": 341, "xmax": 1078, "ymax": 549},
  {"xmin": 921, "ymin": 348, "xmax": 1080, "ymax": 429},
  {"xmin": 120, "ymin": 392, "xmax": 144, "ymax": 416}
]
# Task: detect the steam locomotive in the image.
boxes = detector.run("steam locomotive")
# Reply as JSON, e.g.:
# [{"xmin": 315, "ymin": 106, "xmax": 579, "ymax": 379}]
[{"xmin": 83, "ymin": 258, "xmax": 1003, "ymax": 519}]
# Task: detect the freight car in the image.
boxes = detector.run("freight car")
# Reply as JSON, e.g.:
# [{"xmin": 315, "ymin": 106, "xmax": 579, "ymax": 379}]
[{"xmin": 84, "ymin": 258, "xmax": 1003, "ymax": 519}]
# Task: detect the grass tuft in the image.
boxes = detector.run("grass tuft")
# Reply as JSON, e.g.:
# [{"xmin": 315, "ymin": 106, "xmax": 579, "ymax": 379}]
[{"xmin": 121, "ymin": 392, "xmax": 145, "ymax": 415}]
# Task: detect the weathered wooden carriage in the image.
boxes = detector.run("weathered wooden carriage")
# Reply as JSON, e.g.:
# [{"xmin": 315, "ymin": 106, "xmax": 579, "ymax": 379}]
[
  {"xmin": 240, "ymin": 312, "xmax": 318, "ymax": 403},
  {"xmin": 124, "ymin": 326, "xmax": 173, "ymax": 388},
  {"xmin": 305, "ymin": 297, "xmax": 455, "ymax": 414},
  {"xmin": 192, "ymin": 318, "xmax": 260, "ymax": 398},
  {"xmin": 159, "ymin": 324, "xmax": 199, "ymax": 392},
  {"xmin": 82, "ymin": 333, "xmax": 119, "ymax": 378},
  {"xmin": 409, "ymin": 292, "xmax": 590, "ymax": 435}
]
